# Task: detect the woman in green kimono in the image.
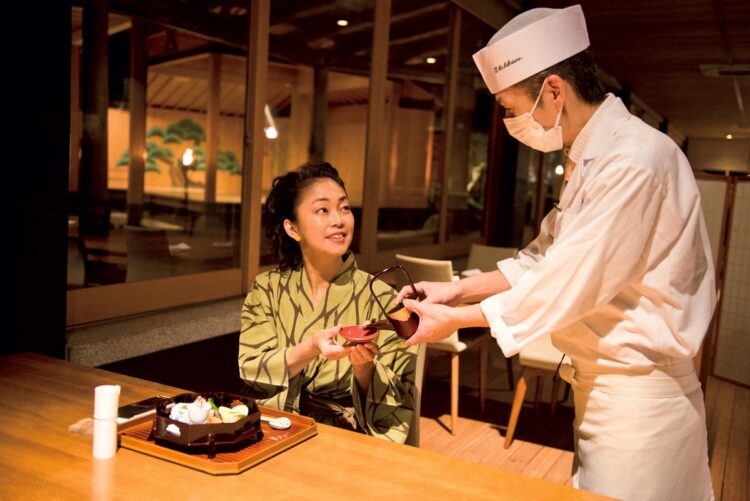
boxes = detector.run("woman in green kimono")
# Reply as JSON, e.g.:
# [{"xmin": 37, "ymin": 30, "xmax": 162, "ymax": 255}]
[{"xmin": 239, "ymin": 162, "xmax": 417, "ymax": 443}]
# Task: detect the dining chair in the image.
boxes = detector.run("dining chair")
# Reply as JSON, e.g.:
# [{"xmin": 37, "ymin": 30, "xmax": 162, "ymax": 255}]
[
  {"xmin": 503, "ymin": 334, "xmax": 570, "ymax": 448},
  {"xmin": 405, "ymin": 342, "xmax": 427, "ymax": 447},
  {"xmin": 465, "ymin": 243, "xmax": 519, "ymax": 390},
  {"xmin": 124, "ymin": 225, "xmax": 175, "ymax": 282},
  {"xmin": 394, "ymin": 254, "xmax": 490, "ymax": 434}
]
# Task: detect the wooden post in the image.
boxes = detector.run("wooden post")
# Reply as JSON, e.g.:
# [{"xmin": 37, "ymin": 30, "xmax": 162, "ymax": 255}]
[
  {"xmin": 79, "ymin": 0, "xmax": 110, "ymax": 234},
  {"xmin": 439, "ymin": 6, "xmax": 461, "ymax": 244},
  {"xmin": 205, "ymin": 53, "xmax": 221, "ymax": 204},
  {"xmin": 360, "ymin": 0, "xmax": 391, "ymax": 269},
  {"xmin": 127, "ymin": 19, "xmax": 146, "ymax": 226},
  {"xmin": 241, "ymin": 0, "xmax": 269, "ymax": 292},
  {"xmin": 309, "ymin": 66, "xmax": 329, "ymax": 164}
]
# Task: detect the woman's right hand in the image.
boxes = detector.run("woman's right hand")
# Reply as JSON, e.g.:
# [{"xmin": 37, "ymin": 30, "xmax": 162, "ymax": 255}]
[
  {"xmin": 396, "ymin": 280, "xmax": 463, "ymax": 306},
  {"xmin": 313, "ymin": 325, "xmax": 351, "ymax": 361}
]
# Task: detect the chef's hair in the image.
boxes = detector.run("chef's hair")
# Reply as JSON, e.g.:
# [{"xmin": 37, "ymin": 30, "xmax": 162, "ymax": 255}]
[
  {"xmin": 263, "ymin": 161, "xmax": 348, "ymax": 271},
  {"xmin": 514, "ymin": 49, "xmax": 606, "ymax": 106}
]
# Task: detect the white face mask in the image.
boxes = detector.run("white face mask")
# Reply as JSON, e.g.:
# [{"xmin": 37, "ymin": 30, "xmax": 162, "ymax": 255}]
[{"xmin": 503, "ymin": 78, "xmax": 563, "ymax": 152}]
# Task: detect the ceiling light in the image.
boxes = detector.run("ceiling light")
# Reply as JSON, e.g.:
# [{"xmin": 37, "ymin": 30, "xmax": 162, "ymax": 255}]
[
  {"xmin": 426, "ymin": 57, "xmax": 436, "ymax": 64},
  {"xmin": 555, "ymin": 165, "xmax": 564, "ymax": 176},
  {"xmin": 337, "ymin": 19, "xmax": 348, "ymax": 27},
  {"xmin": 726, "ymin": 134, "xmax": 733, "ymax": 140}
]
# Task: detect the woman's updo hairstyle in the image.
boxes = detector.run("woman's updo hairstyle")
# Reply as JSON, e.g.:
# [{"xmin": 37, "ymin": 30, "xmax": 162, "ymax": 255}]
[{"xmin": 263, "ymin": 162, "xmax": 347, "ymax": 271}]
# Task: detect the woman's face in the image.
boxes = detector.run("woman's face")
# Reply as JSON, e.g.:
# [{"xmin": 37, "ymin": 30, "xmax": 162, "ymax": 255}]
[{"xmin": 285, "ymin": 178, "xmax": 354, "ymax": 260}]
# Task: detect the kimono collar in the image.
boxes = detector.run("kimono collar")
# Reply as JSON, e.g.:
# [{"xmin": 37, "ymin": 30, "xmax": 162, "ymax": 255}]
[
  {"xmin": 567, "ymin": 93, "xmax": 631, "ymax": 167},
  {"xmin": 331, "ymin": 251, "xmax": 357, "ymax": 286}
]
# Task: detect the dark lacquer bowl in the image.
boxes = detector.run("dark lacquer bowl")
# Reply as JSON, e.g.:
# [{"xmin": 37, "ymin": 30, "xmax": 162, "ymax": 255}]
[
  {"xmin": 152, "ymin": 392, "xmax": 263, "ymax": 458},
  {"xmin": 339, "ymin": 325, "xmax": 378, "ymax": 344}
]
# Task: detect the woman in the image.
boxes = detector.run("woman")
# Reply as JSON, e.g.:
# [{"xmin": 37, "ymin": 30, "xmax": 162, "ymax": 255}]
[{"xmin": 239, "ymin": 162, "xmax": 417, "ymax": 443}]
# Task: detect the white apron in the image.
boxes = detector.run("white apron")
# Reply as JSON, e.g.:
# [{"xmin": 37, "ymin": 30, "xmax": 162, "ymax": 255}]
[{"xmin": 559, "ymin": 361, "xmax": 713, "ymax": 501}]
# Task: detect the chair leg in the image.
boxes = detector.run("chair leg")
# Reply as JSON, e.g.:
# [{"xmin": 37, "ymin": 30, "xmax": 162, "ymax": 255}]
[
  {"xmin": 478, "ymin": 340, "xmax": 488, "ymax": 413},
  {"xmin": 504, "ymin": 367, "xmax": 528, "ymax": 449},
  {"xmin": 534, "ymin": 375, "xmax": 543, "ymax": 413},
  {"xmin": 550, "ymin": 377, "xmax": 560, "ymax": 418},
  {"xmin": 505, "ymin": 355, "xmax": 515, "ymax": 390},
  {"xmin": 450, "ymin": 353, "xmax": 459, "ymax": 434}
]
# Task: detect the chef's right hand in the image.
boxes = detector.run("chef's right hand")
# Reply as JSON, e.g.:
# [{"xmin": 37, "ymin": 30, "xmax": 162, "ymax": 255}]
[{"xmin": 396, "ymin": 280, "xmax": 462, "ymax": 306}]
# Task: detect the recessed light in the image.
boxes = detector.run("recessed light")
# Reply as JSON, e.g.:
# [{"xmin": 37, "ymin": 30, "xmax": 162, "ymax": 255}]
[
  {"xmin": 337, "ymin": 19, "xmax": 348, "ymax": 27},
  {"xmin": 726, "ymin": 134, "xmax": 733, "ymax": 140},
  {"xmin": 426, "ymin": 57, "xmax": 436, "ymax": 64}
]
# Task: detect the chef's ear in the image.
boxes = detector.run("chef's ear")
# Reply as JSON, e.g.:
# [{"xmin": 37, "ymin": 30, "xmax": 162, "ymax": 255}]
[
  {"xmin": 546, "ymin": 74, "xmax": 566, "ymax": 103},
  {"xmin": 283, "ymin": 219, "xmax": 300, "ymax": 241}
]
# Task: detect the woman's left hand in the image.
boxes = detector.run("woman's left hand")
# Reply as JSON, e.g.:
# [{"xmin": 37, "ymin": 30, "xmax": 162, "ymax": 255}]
[{"xmin": 348, "ymin": 342, "xmax": 379, "ymax": 366}]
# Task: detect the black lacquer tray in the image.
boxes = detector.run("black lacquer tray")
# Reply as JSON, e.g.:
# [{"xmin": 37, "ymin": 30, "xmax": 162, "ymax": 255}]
[{"xmin": 152, "ymin": 392, "xmax": 263, "ymax": 458}]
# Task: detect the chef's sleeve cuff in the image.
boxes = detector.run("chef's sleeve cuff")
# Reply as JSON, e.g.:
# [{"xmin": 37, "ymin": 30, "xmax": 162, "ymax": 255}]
[
  {"xmin": 480, "ymin": 293, "xmax": 521, "ymax": 357},
  {"xmin": 497, "ymin": 257, "xmax": 525, "ymax": 287}
]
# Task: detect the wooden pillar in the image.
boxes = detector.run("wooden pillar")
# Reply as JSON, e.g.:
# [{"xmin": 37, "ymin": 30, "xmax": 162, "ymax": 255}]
[
  {"xmin": 127, "ymin": 19, "xmax": 146, "ymax": 226},
  {"xmin": 205, "ymin": 53, "xmax": 221, "ymax": 204},
  {"xmin": 360, "ymin": 0, "xmax": 391, "ymax": 268},
  {"xmin": 69, "ymin": 45, "xmax": 81, "ymax": 192},
  {"xmin": 79, "ymin": 0, "xmax": 110, "ymax": 235},
  {"xmin": 309, "ymin": 66, "xmax": 329, "ymax": 164},
  {"xmin": 439, "ymin": 6, "xmax": 461, "ymax": 243},
  {"xmin": 241, "ymin": 0, "xmax": 269, "ymax": 292}
]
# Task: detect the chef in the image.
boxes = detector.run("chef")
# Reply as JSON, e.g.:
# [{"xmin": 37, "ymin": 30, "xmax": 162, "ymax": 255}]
[{"xmin": 398, "ymin": 5, "xmax": 716, "ymax": 500}]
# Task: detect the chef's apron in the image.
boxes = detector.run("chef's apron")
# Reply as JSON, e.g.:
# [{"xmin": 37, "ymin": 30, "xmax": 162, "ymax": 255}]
[{"xmin": 559, "ymin": 361, "xmax": 713, "ymax": 501}]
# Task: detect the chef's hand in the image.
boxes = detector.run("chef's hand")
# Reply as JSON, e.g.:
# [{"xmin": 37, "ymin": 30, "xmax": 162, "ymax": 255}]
[
  {"xmin": 313, "ymin": 325, "xmax": 352, "ymax": 361},
  {"xmin": 348, "ymin": 342, "xmax": 379, "ymax": 366},
  {"xmin": 395, "ymin": 280, "xmax": 463, "ymax": 306},
  {"xmin": 401, "ymin": 299, "xmax": 463, "ymax": 346}
]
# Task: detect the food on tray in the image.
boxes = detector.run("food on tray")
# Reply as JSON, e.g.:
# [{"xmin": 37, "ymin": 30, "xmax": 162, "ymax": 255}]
[{"xmin": 168, "ymin": 395, "xmax": 249, "ymax": 425}]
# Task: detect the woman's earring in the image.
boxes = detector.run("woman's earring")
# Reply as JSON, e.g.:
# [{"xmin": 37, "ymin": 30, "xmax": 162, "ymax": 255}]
[{"xmin": 294, "ymin": 235, "xmax": 302, "ymax": 242}]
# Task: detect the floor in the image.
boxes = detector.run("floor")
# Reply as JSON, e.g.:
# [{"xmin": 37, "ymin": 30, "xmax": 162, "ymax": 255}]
[{"xmin": 417, "ymin": 342, "xmax": 749, "ymax": 500}]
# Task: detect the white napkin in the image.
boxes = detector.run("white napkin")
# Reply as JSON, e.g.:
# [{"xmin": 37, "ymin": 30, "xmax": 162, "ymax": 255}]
[
  {"xmin": 94, "ymin": 385, "xmax": 121, "ymax": 419},
  {"xmin": 92, "ymin": 418, "xmax": 118, "ymax": 459},
  {"xmin": 93, "ymin": 385, "xmax": 120, "ymax": 459}
]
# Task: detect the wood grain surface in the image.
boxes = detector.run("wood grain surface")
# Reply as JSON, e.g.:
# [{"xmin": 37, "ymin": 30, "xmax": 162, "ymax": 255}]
[{"xmin": 0, "ymin": 353, "xmax": 612, "ymax": 499}]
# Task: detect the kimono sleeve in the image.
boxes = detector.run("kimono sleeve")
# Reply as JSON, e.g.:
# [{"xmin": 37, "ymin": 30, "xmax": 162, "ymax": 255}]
[
  {"xmin": 238, "ymin": 277, "xmax": 293, "ymax": 405},
  {"xmin": 352, "ymin": 283, "xmax": 418, "ymax": 443}
]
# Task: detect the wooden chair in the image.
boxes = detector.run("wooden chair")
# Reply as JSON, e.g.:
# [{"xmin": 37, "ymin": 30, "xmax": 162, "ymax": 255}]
[
  {"xmin": 465, "ymin": 243, "xmax": 519, "ymax": 390},
  {"xmin": 504, "ymin": 334, "xmax": 570, "ymax": 448},
  {"xmin": 395, "ymin": 254, "xmax": 490, "ymax": 434}
]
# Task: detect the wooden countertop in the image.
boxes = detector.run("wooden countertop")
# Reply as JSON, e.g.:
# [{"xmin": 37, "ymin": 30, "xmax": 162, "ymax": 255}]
[{"xmin": 0, "ymin": 353, "xmax": 611, "ymax": 499}]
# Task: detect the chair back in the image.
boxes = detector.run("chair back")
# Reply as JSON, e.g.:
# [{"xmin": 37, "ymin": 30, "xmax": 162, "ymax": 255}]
[
  {"xmin": 394, "ymin": 254, "xmax": 461, "ymax": 349},
  {"xmin": 404, "ymin": 343, "xmax": 427, "ymax": 447},
  {"xmin": 124, "ymin": 225, "xmax": 174, "ymax": 282},
  {"xmin": 466, "ymin": 244, "xmax": 518, "ymax": 273}
]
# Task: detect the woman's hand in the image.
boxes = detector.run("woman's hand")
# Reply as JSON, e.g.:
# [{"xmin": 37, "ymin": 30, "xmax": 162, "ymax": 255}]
[
  {"xmin": 396, "ymin": 280, "xmax": 463, "ymax": 306},
  {"xmin": 349, "ymin": 342, "xmax": 378, "ymax": 393},
  {"xmin": 313, "ymin": 325, "xmax": 352, "ymax": 361},
  {"xmin": 348, "ymin": 342, "xmax": 379, "ymax": 366}
]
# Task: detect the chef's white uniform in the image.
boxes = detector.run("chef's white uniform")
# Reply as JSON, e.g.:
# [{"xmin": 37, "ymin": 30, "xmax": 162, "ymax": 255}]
[{"xmin": 481, "ymin": 94, "xmax": 715, "ymax": 500}]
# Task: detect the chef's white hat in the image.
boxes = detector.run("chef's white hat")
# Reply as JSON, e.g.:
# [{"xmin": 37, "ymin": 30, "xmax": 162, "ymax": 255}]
[{"xmin": 473, "ymin": 4, "xmax": 590, "ymax": 94}]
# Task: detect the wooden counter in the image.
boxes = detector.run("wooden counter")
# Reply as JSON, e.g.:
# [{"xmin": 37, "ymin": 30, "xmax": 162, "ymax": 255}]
[{"xmin": 0, "ymin": 353, "xmax": 611, "ymax": 499}]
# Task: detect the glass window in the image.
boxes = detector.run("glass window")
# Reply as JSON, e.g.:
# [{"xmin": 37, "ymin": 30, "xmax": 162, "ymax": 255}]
[
  {"xmin": 68, "ymin": 8, "xmax": 245, "ymax": 289},
  {"xmin": 376, "ymin": 1, "xmax": 450, "ymax": 250},
  {"xmin": 261, "ymin": 2, "xmax": 376, "ymax": 265},
  {"xmin": 446, "ymin": 10, "xmax": 495, "ymax": 242}
]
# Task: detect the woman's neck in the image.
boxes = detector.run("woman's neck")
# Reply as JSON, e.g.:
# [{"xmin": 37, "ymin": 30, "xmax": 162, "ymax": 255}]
[{"xmin": 302, "ymin": 254, "xmax": 343, "ymax": 306}]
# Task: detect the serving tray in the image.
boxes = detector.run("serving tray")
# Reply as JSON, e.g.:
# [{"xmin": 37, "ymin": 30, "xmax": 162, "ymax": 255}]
[{"xmin": 119, "ymin": 406, "xmax": 317, "ymax": 475}]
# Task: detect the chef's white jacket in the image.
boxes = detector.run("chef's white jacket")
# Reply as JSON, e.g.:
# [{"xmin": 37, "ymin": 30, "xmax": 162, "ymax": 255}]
[{"xmin": 481, "ymin": 94, "xmax": 716, "ymax": 372}]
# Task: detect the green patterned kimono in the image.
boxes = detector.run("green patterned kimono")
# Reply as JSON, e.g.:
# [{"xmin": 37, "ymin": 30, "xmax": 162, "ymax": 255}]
[{"xmin": 239, "ymin": 252, "xmax": 417, "ymax": 443}]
